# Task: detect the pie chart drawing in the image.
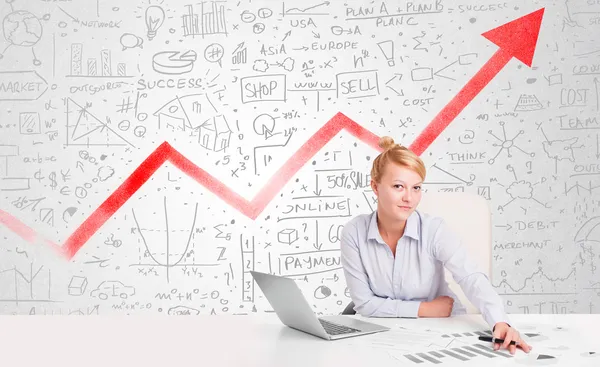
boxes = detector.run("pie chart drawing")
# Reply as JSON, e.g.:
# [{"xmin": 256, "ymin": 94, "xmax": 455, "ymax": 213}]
[
  {"xmin": 62, "ymin": 207, "xmax": 78, "ymax": 223},
  {"xmin": 253, "ymin": 114, "xmax": 276, "ymax": 138},
  {"xmin": 152, "ymin": 50, "xmax": 197, "ymax": 75},
  {"xmin": 314, "ymin": 285, "xmax": 332, "ymax": 299}
]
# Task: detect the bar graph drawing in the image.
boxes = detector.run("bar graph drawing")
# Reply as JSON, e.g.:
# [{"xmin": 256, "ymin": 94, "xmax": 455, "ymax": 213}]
[
  {"xmin": 441, "ymin": 330, "xmax": 492, "ymax": 338},
  {"xmin": 441, "ymin": 329, "xmax": 542, "ymax": 340},
  {"xmin": 231, "ymin": 42, "xmax": 247, "ymax": 65},
  {"xmin": 182, "ymin": 2, "xmax": 228, "ymax": 38},
  {"xmin": 67, "ymin": 43, "xmax": 131, "ymax": 78},
  {"xmin": 401, "ymin": 343, "xmax": 513, "ymax": 364},
  {"xmin": 0, "ymin": 264, "xmax": 53, "ymax": 305}
]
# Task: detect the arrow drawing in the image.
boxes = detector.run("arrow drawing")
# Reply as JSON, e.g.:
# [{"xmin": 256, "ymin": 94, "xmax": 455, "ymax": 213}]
[
  {"xmin": 313, "ymin": 174, "xmax": 322, "ymax": 196},
  {"xmin": 313, "ymin": 220, "xmax": 323, "ymax": 250},
  {"xmin": 0, "ymin": 9, "xmax": 545, "ymax": 259},
  {"xmin": 410, "ymin": 8, "xmax": 544, "ymax": 155}
]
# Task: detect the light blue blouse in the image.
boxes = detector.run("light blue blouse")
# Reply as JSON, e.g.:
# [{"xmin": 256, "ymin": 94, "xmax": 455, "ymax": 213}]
[{"xmin": 340, "ymin": 210, "xmax": 509, "ymax": 329}]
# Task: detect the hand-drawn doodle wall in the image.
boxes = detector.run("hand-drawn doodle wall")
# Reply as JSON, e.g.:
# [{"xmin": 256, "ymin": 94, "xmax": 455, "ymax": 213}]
[{"xmin": 0, "ymin": 0, "xmax": 598, "ymax": 316}]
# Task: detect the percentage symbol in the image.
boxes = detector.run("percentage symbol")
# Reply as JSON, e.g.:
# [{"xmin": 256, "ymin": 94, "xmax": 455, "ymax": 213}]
[{"xmin": 343, "ymin": 174, "xmax": 351, "ymax": 189}]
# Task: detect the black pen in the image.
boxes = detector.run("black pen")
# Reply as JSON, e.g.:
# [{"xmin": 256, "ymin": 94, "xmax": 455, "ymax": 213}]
[{"xmin": 478, "ymin": 336, "xmax": 518, "ymax": 345}]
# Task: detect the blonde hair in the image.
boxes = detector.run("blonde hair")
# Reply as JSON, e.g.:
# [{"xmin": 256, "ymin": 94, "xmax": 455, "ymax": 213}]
[{"xmin": 371, "ymin": 136, "xmax": 426, "ymax": 182}]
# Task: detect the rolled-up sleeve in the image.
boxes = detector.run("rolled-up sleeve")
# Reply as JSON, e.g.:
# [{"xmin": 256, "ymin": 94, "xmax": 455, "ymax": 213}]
[
  {"xmin": 340, "ymin": 223, "xmax": 421, "ymax": 318},
  {"xmin": 431, "ymin": 219, "xmax": 510, "ymax": 329}
]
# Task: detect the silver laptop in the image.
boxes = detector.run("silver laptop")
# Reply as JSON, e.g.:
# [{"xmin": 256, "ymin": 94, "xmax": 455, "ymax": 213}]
[{"xmin": 250, "ymin": 271, "xmax": 390, "ymax": 340}]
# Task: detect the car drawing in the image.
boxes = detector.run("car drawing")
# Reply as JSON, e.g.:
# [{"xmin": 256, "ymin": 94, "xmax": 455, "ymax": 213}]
[{"xmin": 90, "ymin": 281, "xmax": 135, "ymax": 300}]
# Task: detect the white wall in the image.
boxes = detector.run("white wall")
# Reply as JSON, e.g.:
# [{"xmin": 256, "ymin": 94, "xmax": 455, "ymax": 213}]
[{"xmin": 0, "ymin": 0, "xmax": 598, "ymax": 315}]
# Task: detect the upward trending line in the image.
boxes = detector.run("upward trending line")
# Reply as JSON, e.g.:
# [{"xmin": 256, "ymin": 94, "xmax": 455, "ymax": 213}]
[
  {"xmin": 61, "ymin": 112, "xmax": 382, "ymax": 258},
  {"xmin": 0, "ymin": 8, "xmax": 545, "ymax": 259}
]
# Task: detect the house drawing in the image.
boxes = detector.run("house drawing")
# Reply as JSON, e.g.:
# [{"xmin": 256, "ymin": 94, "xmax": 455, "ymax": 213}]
[
  {"xmin": 197, "ymin": 115, "xmax": 231, "ymax": 152},
  {"xmin": 153, "ymin": 94, "xmax": 231, "ymax": 151}
]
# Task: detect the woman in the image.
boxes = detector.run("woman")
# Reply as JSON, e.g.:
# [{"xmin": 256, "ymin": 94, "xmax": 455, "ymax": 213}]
[{"xmin": 340, "ymin": 136, "xmax": 532, "ymax": 355}]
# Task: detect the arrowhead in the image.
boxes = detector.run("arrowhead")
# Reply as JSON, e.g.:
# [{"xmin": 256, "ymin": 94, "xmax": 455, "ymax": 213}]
[
  {"xmin": 481, "ymin": 8, "xmax": 545, "ymax": 67},
  {"xmin": 313, "ymin": 189, "xmax": 322, "ymax": 196}
]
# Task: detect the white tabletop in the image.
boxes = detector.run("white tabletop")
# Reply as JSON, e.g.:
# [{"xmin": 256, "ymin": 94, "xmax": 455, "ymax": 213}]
[{"xmin": 0, "ymin": 314, "xmax": 598, "ymax": 366}]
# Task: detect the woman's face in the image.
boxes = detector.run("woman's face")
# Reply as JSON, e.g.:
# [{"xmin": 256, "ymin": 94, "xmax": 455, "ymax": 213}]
[{"xmin": 371, "ymin": 163, "xmax": 423, "ymax": 222}]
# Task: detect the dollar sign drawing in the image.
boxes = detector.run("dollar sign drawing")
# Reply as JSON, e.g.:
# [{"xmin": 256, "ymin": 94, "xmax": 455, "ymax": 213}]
[{"xmin": 49, "ymin": 172, "xmax": 57, "ymax": 190}]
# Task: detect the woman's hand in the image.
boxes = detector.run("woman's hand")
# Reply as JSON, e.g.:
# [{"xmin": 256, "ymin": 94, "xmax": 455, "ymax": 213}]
[
  {"xmin": 492, "ymin": 322, "xmax": 532, "ymax": 355},
  {"xmin": 418, "ymin": 296, "xmax": 454, "ymax": 317}
]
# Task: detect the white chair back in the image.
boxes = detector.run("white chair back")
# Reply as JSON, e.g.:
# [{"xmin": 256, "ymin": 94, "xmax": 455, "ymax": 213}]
[{"xmin": 417, "ymin": 192, "xmax": 492, "ymax": 314}]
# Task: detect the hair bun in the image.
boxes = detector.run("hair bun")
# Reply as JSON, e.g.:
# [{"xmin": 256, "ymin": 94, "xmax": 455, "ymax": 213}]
[
  {"xmin": 378, "ymin": 136, "xmax": 404, "ymax": 151},
  {"xmin": 378, "ymin": 136, "xmax": 395, "ymax": 150}
]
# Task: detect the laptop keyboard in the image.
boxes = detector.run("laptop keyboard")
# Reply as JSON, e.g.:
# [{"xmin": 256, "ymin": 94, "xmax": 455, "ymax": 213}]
[{"xmin": 318, "ymin": 318, "xmax": 361, "ymax": 335}]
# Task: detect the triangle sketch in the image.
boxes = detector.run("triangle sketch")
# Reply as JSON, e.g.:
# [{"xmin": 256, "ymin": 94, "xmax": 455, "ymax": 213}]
[{"xmin": 66, "ymin": 98, "xmax": 135, "ymax": 147}]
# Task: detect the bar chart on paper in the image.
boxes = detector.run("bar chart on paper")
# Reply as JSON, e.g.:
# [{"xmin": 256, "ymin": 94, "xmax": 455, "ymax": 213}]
[
  {"xmin": 440, "ymin": 330, "xmax": 542, "ymax": 340},
  {"xmin": 343, "ymin": 326, "xmax": 562, "ymax": 365},
  {"xmin": 441, "ymin": 330, "xmax": 493, "ymax": 338},
  {"xmin": 400, "ymin": 345, "xmax": 560, "ymax": 365},
  {"xmin": 400, "ymin": 343, "xmax": 513, "ymax": 364},
  {"xmin": 400, "ymin": 330, "xmax": 559, "ymax": 365},
  {"xmin": 341, "ymin": 327, "xmax": 516, "ymax": 364}
]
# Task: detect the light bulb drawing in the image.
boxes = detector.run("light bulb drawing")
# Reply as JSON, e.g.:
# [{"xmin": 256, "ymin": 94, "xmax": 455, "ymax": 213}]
[{"xmin": 145, "ymin": 5, "xmax": 165, "ymax": 41}]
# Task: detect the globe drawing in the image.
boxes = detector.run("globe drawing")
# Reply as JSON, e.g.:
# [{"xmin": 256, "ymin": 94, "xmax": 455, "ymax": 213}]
[{"xmin": 3, "ymin": 10, "xmax": 42, "ymax": 46}]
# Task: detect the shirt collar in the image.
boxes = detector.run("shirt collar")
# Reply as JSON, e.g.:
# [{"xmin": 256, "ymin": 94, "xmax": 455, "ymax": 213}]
[{"xmin": 367, "ymin": 210, "xmax": 421, "ymax": 243}]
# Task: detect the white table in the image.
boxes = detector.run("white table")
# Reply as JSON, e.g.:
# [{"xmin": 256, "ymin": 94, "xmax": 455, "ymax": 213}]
[{"xmin": 0, "ymin": 314, "xmax": 598, "ymax": 366}]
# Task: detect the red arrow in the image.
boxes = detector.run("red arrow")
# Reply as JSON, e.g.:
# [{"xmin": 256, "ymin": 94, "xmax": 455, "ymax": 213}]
[
  {"xmin": 0, "ymin": 9, "xmax": 545, "ymax": 259},
  {"xmin": 410, "ymin": 8, "xmax": 544, "ymax": 155}
]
